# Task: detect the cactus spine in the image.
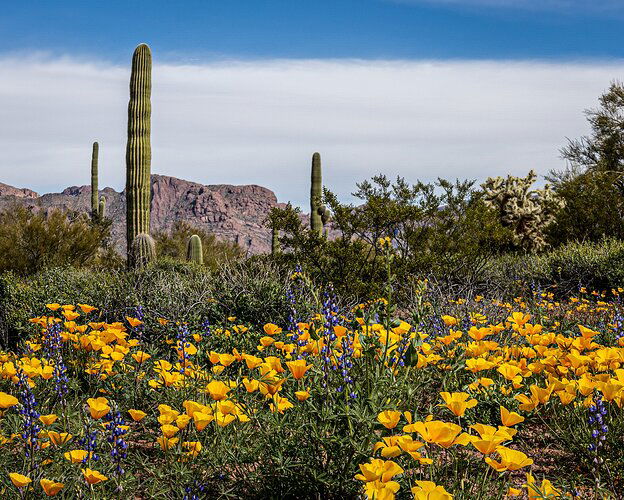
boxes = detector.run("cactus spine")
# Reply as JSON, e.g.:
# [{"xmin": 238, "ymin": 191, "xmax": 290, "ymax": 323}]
[
  {"xmin": 125, "ymin": 43, "xmax": 153, "ymax": 268},
  {"xmin": 98, "ymin": 196, "xmax": 106, "ymax": 219},
  {"xmin": 130, "ymin": 233, "xmax": 156, "ymax": 269},
  {"xmin": 91, "ymin": 141, "xmax": 99, "ymax": 218},
  {"xmin": 187, "ymin": 234, "xmax": 203, "ymax": 265},
  {"xmin": 310, "ymin": 152, "xmax": 323, "ymax": 235}
]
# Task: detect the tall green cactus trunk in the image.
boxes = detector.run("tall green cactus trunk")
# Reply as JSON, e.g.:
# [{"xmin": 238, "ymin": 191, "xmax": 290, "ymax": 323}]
[
  {"xmin": 310, "ymin": 152, "xmax": 322, "ymax": 235},
  {"xmin": 91, "ymin": 141, "xmax": 99, "ymax": 218},
  {"xmin": 125, "ymin": 43, "xmax": 153, "ymax": 268}
]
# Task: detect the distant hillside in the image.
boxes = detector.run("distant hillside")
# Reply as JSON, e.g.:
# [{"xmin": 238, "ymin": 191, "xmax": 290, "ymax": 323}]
[{"xmin": 0, "ymin": 174, "xmax": 282, "ymax": 254}]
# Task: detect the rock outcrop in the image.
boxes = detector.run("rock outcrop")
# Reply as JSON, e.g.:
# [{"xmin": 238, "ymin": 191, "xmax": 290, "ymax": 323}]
[
  {"xmin": 0, "ymin": 174, "xmax": 279, "ymax": 254},
  {"xmin": 0, "ymin": 182, "xmax": 38, "ymax": 199}
]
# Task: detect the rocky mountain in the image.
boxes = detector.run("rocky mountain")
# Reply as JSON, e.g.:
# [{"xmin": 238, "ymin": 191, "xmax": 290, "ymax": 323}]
[
  {"xmin": 0, "ymin": 174, "xmax": 281, "ymax": 254},
  {"xmin": 0, "ymin": 182, "xmax": 38, "ymax": 199}
]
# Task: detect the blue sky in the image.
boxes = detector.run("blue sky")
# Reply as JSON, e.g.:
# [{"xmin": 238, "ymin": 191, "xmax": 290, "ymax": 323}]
[
  {"xmin": 1, "ymin": 1, "xmax": 623, "ymax": 206},
  {"xmin": 2, "ymin": 0, "xmax": 624, "ymax": 61}
]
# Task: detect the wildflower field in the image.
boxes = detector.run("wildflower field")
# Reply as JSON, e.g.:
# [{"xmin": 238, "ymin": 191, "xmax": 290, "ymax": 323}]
[{"xmin": 0, "ymin": 264, "xmax": 623, "ymax": 500}]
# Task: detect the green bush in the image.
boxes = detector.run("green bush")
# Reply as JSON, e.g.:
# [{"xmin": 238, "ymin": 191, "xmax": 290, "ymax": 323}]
[
  {"xmin": 465, "ymin": 238, "xmax": 624, "ymax": 297},
  {"xmin": 153, "ymin": 220, "xmax": 244, "ymax": 270},
  {"xmin": 0, "ymin": 258, "xmax": 310, "ymax": 348},
  {"xmin": 0, "ymin": 205, "xmax": 110, "ymax": 275}
]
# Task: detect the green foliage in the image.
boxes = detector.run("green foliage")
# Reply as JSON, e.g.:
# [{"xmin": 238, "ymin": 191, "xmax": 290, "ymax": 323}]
[
  {"xmin": 481, "ymin": 170, "xmax": 564, "ymax": 252},
  {"xmin": 270, "ymin": 175, "xmax": 510, "ymax": 301},
  {"xmin": 471, "ymin": 238, "xmax": 624, "ymax": 298},
  {"xmin": 549, "ymin": 82, "xmax": 624, "ymax": 245},
  {"xmin": 0, "ymin": 205, "xmax": 109, "ymax": 276},
  {"xmin": 186, "ymin": 234, "xmax": 203, "ymax": 265},
  {"xmin": 154, "ymin": 221, "xmax": 243, "ymax": 270},
  {"xmin": 0, "ymin": 258, "xmax": 305, "ymax": 347},
  {"xmin": 90, "ymin": 141, "xmax": 99, "ymax": 218},
  {"xmin": 126, "ymin": 43, "xmax": 152, "ymax": 266},
  {"xmin": 547, "ymin": 169, "xmax": 624, "ymax": 244}
]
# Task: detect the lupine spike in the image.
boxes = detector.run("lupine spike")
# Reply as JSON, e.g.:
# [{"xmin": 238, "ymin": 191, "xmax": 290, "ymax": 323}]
[
  {"xmin": 91, "ymin": 141, "xmax": 99, "ymax": 218},
  {"xmin": 187, "ymin": 234, "xmax": 203, "ymax": 265},
  {"xmin": 310, "ymin": 152, "xmax": 323, "ymax": 235},
  {"xmin": 126, "ymin": 43, "xmax": 153, "ymax": 268}
]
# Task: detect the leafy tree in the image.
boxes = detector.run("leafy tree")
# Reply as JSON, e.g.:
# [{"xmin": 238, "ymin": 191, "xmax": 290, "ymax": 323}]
[
  {"xmin": 548, "ymin": 82, "xmax": 624, "ymax": 243},
  {"xmin": 153, "ymin": 220, "xmax": 244, "ymax": 270},
  {"xmin": 0, "ymin": 205, "xmax": 109, "ymax": 275},
  {"xmin": 269, "ymin": 175, "xmax": 510, "ymax": 300}
]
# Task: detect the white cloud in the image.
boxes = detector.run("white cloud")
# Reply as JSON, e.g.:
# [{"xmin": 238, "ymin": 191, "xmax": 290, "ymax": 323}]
[{"xmin": 0, "ymin": 55, "xmax": 621, "ymax": 208}]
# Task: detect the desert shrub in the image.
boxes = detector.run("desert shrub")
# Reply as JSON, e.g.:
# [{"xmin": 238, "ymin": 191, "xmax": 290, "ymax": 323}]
[
  {"xmin": 0, "ymin": 205, "xmax": 109, "ymax": 275},
  {"xmin": 457, "ymin": 238, "xmax": 624, "ymax": 298},
  {"xmin": 0, "ymin": 258, "xmax": 311, "ymax": 348},
  {"xmin": 547, "ymin": 169, "xmax": 624, "ymax": 245},
  {"xmin": 153, "ymin": 220, "xmax": 244, "ymax": 270},
  {"xmin": 270, "ymin": 175, "xmax": 511, "ymax": 302}
]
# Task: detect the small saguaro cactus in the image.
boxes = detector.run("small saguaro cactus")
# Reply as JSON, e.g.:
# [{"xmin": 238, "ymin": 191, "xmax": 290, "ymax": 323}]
[
  {"xmin": 129, "ymin": 233, "xmax": 156, "ymax": 269},
  {"xmin": 310, "ymin": 152, "xmax": 323, "ymax": 235},
  {"xmin": 91, "ymin": 141, "xmax": 99, "ymax": 218},
  {"xmin": 271, "ymin": 225, "xmax": 280, "ymax": 255},
  {"xmin": 126, "ymin": 43, "xmax": 152, "ymax": 267},
  {"xmin": 187, "ymin": 234, "xmax": 204, "ymax": 265},
  {"xmin": 98, "ymin": 196, "xmax": 106, "ymax": 219}
]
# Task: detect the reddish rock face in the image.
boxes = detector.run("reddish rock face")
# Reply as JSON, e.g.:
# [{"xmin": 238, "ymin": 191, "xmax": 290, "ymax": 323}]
[
  {"xmin": 0, "ymin": 174, "xmax": 279, "ymax": 255},
  {"xmin": 0, "ymin": 182, "xmax": 38, "ymax": 199}
]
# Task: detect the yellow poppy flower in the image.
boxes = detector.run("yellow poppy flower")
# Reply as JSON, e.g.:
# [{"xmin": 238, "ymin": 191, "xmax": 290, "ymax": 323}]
[
  {"xmin": 86, "ymin": 397, "xmax": 110, "ymax": 419},
  {"xmin": 82, "ymin": 468, "xmax": 108, "ymax": 485},
  {"xmin": 0, "ymin": 392, "xmax": 19, "ymax": 409},
  {"xmin": 485, "ymin": 446, "xmax": 533, "ymax": 472},
  {"xmin": 39, "ymin": 414, "xmax": 58, "ymax": 426},
  {"xmin": 411, "ymin": 481, "xmax": 453, "ymax": 500},
  {"xmin": 40, "ymin": 479, "xmax": 64, "ymax": 496},
  {"xmin": 285, "ymin": 359, "xmax": 312, "ymax": 380},
  {"xmin": 439, "ymin": 392, "xmax": 478, "ymax": 417},
  {"xmin": 9, "ymin": 473, "xmax": 32, "ymax": 488},
  {"xmin": 500, "ymin": 406, "xmax": 525, "ymax": 427},
  {"xmin": 128, "ymin": 409, "xmax": 147, "ymax": 422},
  {"xmin": 377, "ymin": 410, "xmax": 402, "ymax": 430}
]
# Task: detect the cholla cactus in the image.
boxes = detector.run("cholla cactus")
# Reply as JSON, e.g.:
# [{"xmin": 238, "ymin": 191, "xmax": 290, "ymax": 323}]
[
  {"xmin": 187, "ymin": 234, "xmax": 203, "ymax": 265},
  {"xmin": 129, "ymin": 233, "xmax": 156, "ymax": 269},
  {"xmin": 481, "ymin": 170, "xmax": 564, "ymax": 251}
]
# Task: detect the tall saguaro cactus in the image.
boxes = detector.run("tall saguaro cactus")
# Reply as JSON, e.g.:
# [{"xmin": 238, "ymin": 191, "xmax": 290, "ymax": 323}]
[
  {"xmin": 310, "ymin": 152, "xmax": 323, "ymax": 235},
  {"xmin": 125, "ymin": 43, "xmax": 153, "ymax": 268},
  {"xmin": 91, "ymin": 141, "xmax": 99, "ymax": 218}
]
